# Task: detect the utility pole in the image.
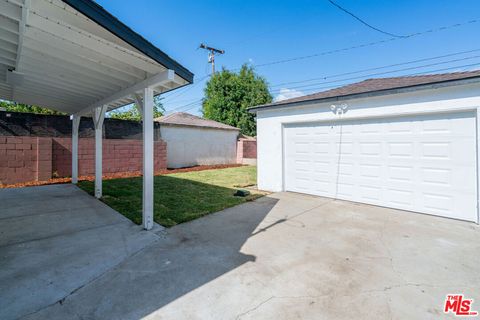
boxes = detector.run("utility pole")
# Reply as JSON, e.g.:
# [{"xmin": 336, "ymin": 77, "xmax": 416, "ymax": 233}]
[{"xmin": 199, "ymin": 43, "xmax": 225, "ymax": 74}]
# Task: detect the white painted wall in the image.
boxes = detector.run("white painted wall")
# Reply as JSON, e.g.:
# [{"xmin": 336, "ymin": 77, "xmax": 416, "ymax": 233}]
[
  {"xmin": 160, "ymin": 125, "xmax": 239, "ymax": 168},
  {"xmin": 256, "ymin": 82, "xmax": 480, "ymax": 192}
]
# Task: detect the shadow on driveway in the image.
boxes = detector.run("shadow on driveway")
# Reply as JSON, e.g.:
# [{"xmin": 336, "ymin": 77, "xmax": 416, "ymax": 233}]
[{"xmin": 23, "ymin": 195, "xmax": 278, "ymax": 320}]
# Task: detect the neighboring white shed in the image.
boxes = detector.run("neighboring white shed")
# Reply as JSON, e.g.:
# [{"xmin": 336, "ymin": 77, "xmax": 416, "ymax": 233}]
[
  {"xmin": 155, "ymin": 112, "xmax": 240, "ymax": 168},
  {"xmin": 250, "ymin": 71, "xmax": 480, "ymax": 223}
]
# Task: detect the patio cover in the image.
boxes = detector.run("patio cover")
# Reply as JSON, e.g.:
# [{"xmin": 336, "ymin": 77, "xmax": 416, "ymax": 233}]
[{"xmin": 0, "ymin": 0, "xmax": 194, "ymax": 229}]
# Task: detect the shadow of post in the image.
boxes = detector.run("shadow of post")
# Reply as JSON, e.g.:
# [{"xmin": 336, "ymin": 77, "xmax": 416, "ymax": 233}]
[{"xmin": 36, "ymin": 178, "xmax": 279, "ymax": 319}]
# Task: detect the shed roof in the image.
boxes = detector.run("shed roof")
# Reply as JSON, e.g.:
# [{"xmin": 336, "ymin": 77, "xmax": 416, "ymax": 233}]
[
  {"xmin": 155, "ymin": 112, "xmax": 240, "ymax": 131},
  {"xmin": 250, "ymin": 70, "xmax": 480, "ymax": 112}
]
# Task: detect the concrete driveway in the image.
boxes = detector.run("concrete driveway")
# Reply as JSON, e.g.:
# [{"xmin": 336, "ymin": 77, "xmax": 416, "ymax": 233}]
[{"xmin": 13, "ymin": 191, "xmax": 479, "ymax": 320}]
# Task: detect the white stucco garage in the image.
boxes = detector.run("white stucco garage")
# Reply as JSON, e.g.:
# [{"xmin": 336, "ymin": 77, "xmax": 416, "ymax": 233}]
[
  {"xmin": 156, "ymin": 112, "xmax": 240, "ymax": 168},
  {"xmin": 250, "ymin": 71, "xmax": 480, "ymax": 223}
]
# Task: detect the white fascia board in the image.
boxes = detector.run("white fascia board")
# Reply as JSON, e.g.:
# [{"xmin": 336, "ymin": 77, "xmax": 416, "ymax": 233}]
[{"xmin": 75, "ymin": 69, "xmax": 174, "ymax": 117}]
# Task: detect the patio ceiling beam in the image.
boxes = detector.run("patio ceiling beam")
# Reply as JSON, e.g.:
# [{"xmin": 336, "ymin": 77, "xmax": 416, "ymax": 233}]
[
  {"xmin": 13, "ymin": 83, "xmax": 83, "ymax": 105},
  {"xmin": 0, "ymin": 0, "xmax": 22, "ymax": 22},
  {"xmin": 20, "ymin": 79, "xmax": 95, "ymax": 103},
  {"xmin": 75, "ymin": 69, "xmax": 175, "ymax": 117},
  {"xmin": 15, "ymin": 0, "xmax": 29, "ymax": 71},
  {"xmin": 28, "ymin": 12, "xmax": 164, "ymax": 74},
  {"xmin": 23, "ymin": 27, "xmax": 146, "ymax": 80},
  {"xmin": 11, "ymin": 89, "xmax": 82, "ymax": 111},
  {"xmin": 23, "ymin": 37, "xmax": 141, "ymax": 84},
  {"xmin": 0, "ymin": 28, "xmax": 18, "ymax": 45},
  {"xmin": 0, "ymin": 40, "xmax": 16, "ymax": 54},
  {"xmin": 20, "ymin": 66, "xmax": 112, "ymax": 99},
  {"xmin": 0, "ymin": 50, "xmax": 15, "ymax": 63},
  {"xmin": 21, "ymin": 53, "xmax": 125, "ymax": 93},
  {"xmin": 0, "ymin": 14, "xmax": 20, "ymax": 34}
]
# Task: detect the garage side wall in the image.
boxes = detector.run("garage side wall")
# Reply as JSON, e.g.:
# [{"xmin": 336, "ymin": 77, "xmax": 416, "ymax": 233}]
[
  {"xmin": 160, "ymin": 125, "xmax": 239, "ymax": 168},
  {"xmin": 256, "ymin": 83, "xmax": 480, "ymax": 192}
]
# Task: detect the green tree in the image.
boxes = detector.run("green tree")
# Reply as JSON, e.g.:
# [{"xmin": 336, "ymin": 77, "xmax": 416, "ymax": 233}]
[
  {"xmin": 108, "ymin": 96, "xmax": 164, "ymax": 121},
  {"xmin": 202, "ymin": 64, "xmax": 272, "ymax": 136},
  {"xmin": 0, "ymin": 100, "xmax": 65, "ymax": 115}
]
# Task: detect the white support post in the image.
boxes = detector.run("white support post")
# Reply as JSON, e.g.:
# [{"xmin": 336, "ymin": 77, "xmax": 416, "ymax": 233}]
[
  {"xmin": 93, "ymin": 106, "xmax": 107, "ymax": 198},
  {"xmin": 71, "ymin": 114, "xmax": 80, "ymax": 184},
  {"xmin": 142, "ymin": 87, "xmax": 154, "ymax": 230}
]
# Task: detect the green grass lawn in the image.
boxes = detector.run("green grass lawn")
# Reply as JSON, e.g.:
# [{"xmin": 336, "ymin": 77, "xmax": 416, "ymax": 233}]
[{"xmin": 78, "ymin": 166, "xmax": 264, "ymax": 227}]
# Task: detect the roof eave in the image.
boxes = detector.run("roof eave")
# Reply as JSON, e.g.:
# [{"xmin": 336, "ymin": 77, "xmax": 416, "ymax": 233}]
[
  {"xmin": 249, "ymin": 76, "xmax": 480, "ymax": 113},
  {"xmin": 62, "ymin": 0, "xmax": 194, "ymax": 84},
  {"xmin": 156, "ymin": 122, "xmax": 240, "ymax": 131}
]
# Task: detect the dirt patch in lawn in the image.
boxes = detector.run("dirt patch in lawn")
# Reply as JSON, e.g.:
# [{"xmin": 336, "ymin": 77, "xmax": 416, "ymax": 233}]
[{"xmin": 0, "ymin": 164, "xmax": 244, "ymax": 189}]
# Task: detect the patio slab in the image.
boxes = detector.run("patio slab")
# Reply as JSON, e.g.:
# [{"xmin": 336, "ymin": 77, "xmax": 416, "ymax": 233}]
[{"xmin": 0, "ymin": 184, "xmax": 159, "ymax": 320}]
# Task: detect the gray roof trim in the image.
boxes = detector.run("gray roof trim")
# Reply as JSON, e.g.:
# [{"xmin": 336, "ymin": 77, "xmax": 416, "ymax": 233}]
[
  {"xmin": 157, "ymin": 122, "xmax": 240, "ymax": 131},
  {"xmin": 249, "ymin": 75, "xmax": 480, "ymax": 113}
]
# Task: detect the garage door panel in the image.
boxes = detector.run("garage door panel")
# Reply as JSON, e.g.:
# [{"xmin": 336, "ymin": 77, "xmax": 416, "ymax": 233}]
[{"xmin": 284, "ymin": 111, "xmax": 478, "ymax": 222}]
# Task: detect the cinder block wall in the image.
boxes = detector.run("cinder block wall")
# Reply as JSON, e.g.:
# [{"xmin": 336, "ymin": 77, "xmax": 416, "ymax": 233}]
[
  {"xmin": 52, "ymin": 138, "xmax": 167, "ymax": 176},
  {"xmin": 0, "ymin": 136, "xmax": 167, "ymax": 185},
  {"xmin": 236, "ymin": 138, "xmax": 257, "ymax": 164},
  {"xmin": 0, "ymin": 136, "xmax": 52, "ymax": 184}
]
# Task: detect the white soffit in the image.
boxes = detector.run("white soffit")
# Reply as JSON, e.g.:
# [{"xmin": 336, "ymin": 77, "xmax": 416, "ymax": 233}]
[{"xmin": 0, "ymin": 0, "xmax": 191, "ymax": 115}]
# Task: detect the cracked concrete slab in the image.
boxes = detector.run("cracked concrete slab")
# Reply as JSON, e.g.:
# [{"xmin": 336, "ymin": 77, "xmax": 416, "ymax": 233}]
[
  {"xmin": 0, "ymin": 184, "xmax": 159, "ymax": 320},
  {"xmin": 4, "ymin": 191, "xmax": 480, "ymax": 319}
]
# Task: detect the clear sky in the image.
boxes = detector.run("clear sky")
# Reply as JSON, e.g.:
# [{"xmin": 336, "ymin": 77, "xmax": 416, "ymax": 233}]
[{"xmin": 96, "ymin": 0, "xmax": 480, "ymax": 116}]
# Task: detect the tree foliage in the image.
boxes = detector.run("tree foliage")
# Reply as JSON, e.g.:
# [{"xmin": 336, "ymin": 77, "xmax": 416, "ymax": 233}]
[
  {"xmin": 202, "ymin": 64, "xmax": 272, "ymax": 136},
  {"xmin": 0, "ymin": 101, "xmax": 65, "ymax": 115},
  {"xmin": 108, "ymin": 96, "xmax": 164, "ymax": 121}
]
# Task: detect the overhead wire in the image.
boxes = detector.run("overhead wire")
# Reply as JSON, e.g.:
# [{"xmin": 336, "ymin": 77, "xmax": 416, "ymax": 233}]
[
  {"xmin": 270, "ymin": 48, "xmax": 480, "ymax": 88},
  {"xmin": 164, "ymin": 56, "xmax": 480, "ymax": 114},
  {"xmin": 235, "ymin": 18, "xmax": 480, "ymax": 69},
  {"xmin": 268, "ymin": 54, "xmax": 480, "ymax": 94},
  {"xmin": 327, "ymin": 0, "xmax": 407, "ymax": 38}
]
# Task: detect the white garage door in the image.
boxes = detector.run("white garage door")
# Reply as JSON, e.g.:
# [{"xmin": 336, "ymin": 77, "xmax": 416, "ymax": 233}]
[{"xmin": 284, "ymin": 111, "xmax": 478, "ymax": 222}]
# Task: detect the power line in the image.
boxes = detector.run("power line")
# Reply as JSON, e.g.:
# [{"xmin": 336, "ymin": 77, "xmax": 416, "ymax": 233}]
[
  {"xmin": 162, "ymin": 19, "xmax": 479, "ymax": 108},
  {"xmin": 238, "ymin": 18, "xmax": 479, "ymax": 69},
  {"xmin": 165, "ymin": 98, "xmax": 204, "ymax": 114},
  {"xmin": 327, "ymin": 0, "xmax": 406, "ymax": 38},
  {"xmin": 268, "ymin": 54, "xmax": 480, "ymax": 93},
  {"xmin": 270, "ymin": 48, "xmax": 480, "ymax": 88},
  {"xmin": 165, "ymin": 61, "xmax": 480, "ymax": 115},
  {"xmin": 162, "ymin": 74, "xmax": 210, "ymax": 102},
  {"xmin": 270, "ymin": 62, "xmax": 480, "ymax": 96},
  {"xmin": 165, "ymin": 56, "xmax": 480, "ymax": 113}
]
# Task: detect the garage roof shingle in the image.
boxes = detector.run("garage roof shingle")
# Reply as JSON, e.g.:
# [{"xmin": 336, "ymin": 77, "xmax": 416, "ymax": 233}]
[{"xmin": 251, "ymin": 70, "xmax": 480, "ymax": 111}]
